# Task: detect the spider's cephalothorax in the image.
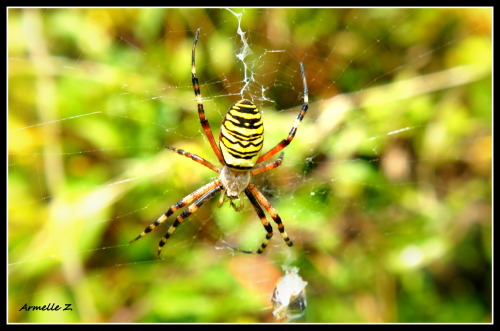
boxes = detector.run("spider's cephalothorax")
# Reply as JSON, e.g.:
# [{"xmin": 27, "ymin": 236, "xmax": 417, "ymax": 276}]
[
  {"xmin": 219, "ymin": 165, "xmax": 250, "ymax": 200},
  {"xmin": 130, "ymin": 29, "xmax": 309, "ymax": 257}
]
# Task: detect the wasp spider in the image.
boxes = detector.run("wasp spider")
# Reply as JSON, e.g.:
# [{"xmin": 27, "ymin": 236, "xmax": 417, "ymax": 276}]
[{"xmin": 130, "ymin": 29, "xmax": 309, "ymax": 257}]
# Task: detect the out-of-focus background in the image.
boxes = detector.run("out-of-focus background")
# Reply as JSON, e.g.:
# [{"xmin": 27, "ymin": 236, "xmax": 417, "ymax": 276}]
[{"xmin": 8, "ymin": 8, "xmax": 491, "ymax": 323}]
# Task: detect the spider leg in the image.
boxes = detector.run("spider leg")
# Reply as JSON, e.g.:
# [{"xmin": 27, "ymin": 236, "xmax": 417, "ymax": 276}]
[
  {"xmin": 257, "ymin": 62, "xmax": 308, "ymax": 164},
  {"xmin": 221, "ymin": 188, "xmax": 271, "ymax": 254},
  {"xmin": 157, "ymin": 183, "xmax": 223, "ymax": 257},
  {"xmin": 165, "ymin": 146, "xmax": 221, "ymax": 173},
  {"xmin": 230, "ymin": 197, "xmax": 244, "ymax": 211},
  {"xmin": 250, "ymin": 152, "xmax": 284, "ymax": 176},
  {"xmin": 247, "ymin": 184, "xmax": 293, "ymax": 248},
  {"xmin": 129, "ymin": 179, "xmax": 222, "ymax": 244},
  {"xmin": 192, "ymin": 28, "xmax": 225, "ymax": 165}
]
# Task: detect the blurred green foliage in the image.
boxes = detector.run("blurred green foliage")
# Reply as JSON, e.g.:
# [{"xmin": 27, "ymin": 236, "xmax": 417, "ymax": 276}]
[{"xmin": 8, "ymin": 8, "xmax": 491, "ymax": 323}]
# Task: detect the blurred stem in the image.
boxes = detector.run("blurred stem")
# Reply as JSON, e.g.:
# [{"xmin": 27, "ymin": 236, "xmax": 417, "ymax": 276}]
[
  {"xmin": 22, "ymin": 8, "xmax": 101, "ymax": 320},
  {"xmin": 314, "ymin": 63, "xmax": 491, "ymax": 143},
  {"xmin": 23, "ymin": 8, "xmax": 65, "ymax": 193}
]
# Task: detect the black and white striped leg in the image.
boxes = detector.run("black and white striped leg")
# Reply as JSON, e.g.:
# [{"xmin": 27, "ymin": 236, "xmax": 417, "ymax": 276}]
[
  {"xmin": 247, "ymin": 184, "xmax": 293, "ymax": 248},
  {"xmin": 130, "ymin": 179, "xmax": 222, "ymax": 244},
  {"xmin": 165, "ymin": 146, "xmax": 220, "ymax": 173},
  {"xmin": 157, "ymin": 184, "xmax": 223, "ymax": 257}
]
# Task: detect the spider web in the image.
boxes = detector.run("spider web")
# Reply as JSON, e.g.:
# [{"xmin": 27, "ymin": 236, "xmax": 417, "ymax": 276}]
[{"xmin": 8, "ymin": 8, "xmax": 492, "ymax": 323}]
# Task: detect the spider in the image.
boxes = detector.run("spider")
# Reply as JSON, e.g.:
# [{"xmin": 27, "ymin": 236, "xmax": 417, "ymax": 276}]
[{"xmin": 130, "ymin": 29, "xmax": 309, "ymax": 257}]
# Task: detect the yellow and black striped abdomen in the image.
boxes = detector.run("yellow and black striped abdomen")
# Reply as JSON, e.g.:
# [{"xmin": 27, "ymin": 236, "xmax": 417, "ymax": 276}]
[{"xmin": 219, "ymin": 99, "xmax": 264, "ymax": 170}]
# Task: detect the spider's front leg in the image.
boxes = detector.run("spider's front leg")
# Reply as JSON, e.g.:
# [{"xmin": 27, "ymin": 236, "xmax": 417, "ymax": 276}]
[
  {"xmin": 156, "ymin": 184, "xmax": 223, "ymax": 257},
  {"xmin": 247, "ymin": 184, "xmax": 293, "ymax": 248},
  {"xmin": 129, "ymin": 179, "xmax": 222, "ymax": 245}
]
